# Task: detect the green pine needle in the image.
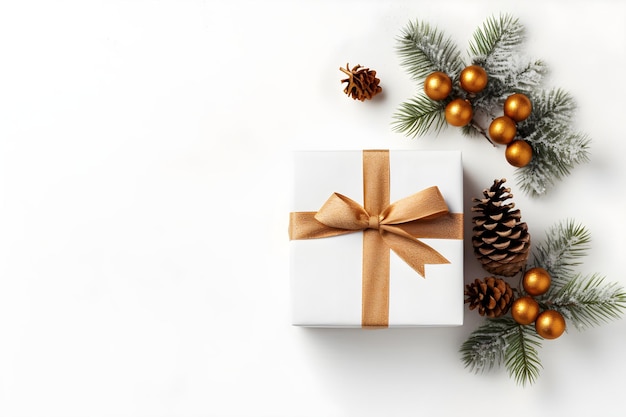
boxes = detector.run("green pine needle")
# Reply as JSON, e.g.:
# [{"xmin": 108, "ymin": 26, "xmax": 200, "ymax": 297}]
[
  {"xmin": 469, "ymin": 14, "xmax": 524, "ymax": 76},
  {"xmin": 532, "ymin": 220, "xmax": 591, "ymax": 287},
  {"xmin": 460, "ymin": 317, "xmax": 516, "ymax": 373},
  {"xmin": 548, "ymin": 274, "xmax": 626, "ymax": 330},
  {"xmin": 460, "ymin": 317, "xmax": 543, "ymax": 386},
  {"xmin": 504, "ymin": 323, "xmax": 543, "ymax": 386},
  {"xmin": 523, "ymin": 88, "xmax": 577, "ymax": 132},
  {"xmin": 512, "ymin": 59, "xmax": 548, "ymax": 95},
  {"xmin": 396, "ymin": 20, "xmax": 464, "ymax": 81},
  {"xmin": 392, "ymin": 94, "xmax": 447, "ymax": 138},
  {"xmin": 516, "ymin": 130, "xmax": 590, "ymax": 196},
  {"xmin": 515, "ymin": 89, "xmax": 591, "ymax": 196}
]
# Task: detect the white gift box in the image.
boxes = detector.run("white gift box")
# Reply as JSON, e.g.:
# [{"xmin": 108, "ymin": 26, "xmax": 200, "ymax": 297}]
[{"xmin": 289, "ymin": 150, "xmax": 464, "ymax": 328}]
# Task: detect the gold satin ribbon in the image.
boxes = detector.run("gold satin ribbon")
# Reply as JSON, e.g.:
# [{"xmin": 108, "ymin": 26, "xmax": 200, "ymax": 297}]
[{"xmin": 289, "ymin": 150, "xmax": 463, "ymax": 328}]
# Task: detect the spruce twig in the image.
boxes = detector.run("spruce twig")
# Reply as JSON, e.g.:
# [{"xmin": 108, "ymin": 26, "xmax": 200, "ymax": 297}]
[
  {"xmin": 547, "ymin": 274, "xmax": 626, "ymax": 331},
  {"xmin": 468, "ymin": 14, "xmax": 546, "ymax": 113},
  {"xmin": 396, "ymin": 20, "xmax": 464, "ymax": 81},
  {"xmin": 504, "ymin": 323, "xmax": 543, "ymax": 386},
  {"xmin": 460, "ymin": 317, "xmax": 543, "ymax": 386},
  {"xmin": 460, "ymin": 317, "xmax": 517, "ymax": 373},
  {"xmin": 516, "ymin": 89, "xmax": 591, "ymax": 196},
  {"xmin": 469, "ymin": 14, "xmax": 524, "ymax": 77},
  {"xmin": 532, "ymin": 220, "xmax": 591, "ymax": 288},
  {"xmin": 392, "ymin": 94, "xmax": 447, "ymax": 137}
]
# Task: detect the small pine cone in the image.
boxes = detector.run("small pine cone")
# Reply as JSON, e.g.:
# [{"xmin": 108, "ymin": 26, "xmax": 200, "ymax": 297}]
[
  {"xmin": 340, "ymin": 63, "xmax": 382, "ymax": 101},
  {"xmin": 465, "ymin": 276, "xmax": 514, "ymax": 318},
  {"xmin": 472, "ymin": 179, "xmax": 531, "ymax": 277}
]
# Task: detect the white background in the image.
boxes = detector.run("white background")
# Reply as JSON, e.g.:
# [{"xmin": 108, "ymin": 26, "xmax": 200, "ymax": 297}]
[{"xmin": 1, "ymin": 1, "xmax": 625, "ymax": 416}]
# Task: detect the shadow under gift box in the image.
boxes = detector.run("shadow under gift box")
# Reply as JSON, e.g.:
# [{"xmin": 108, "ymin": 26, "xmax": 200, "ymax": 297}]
[{"xmin": 289, "ymin": 150, "xmax": 464, "ymax": 328}]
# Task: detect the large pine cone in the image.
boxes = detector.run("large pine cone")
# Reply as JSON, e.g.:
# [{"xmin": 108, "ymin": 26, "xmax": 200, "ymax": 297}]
[
  {"xmin": 472, "ymin": 179, "xmax": 530, "ymax": 277},
  {"xmin": 465, "ymin": 276, "xmax": 514, "ymax": 318}
]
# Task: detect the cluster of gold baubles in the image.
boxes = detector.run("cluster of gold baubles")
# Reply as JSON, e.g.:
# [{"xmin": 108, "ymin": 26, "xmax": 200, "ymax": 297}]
[
  {"xmin": 424, "ymin": 65, "xmax": 534, "ymax": 168},
  {"xmin": 510, "ymin": 267, "xmax": 566, "ymax": 339},
  {"xmin": 491, "ymin": 93, "xmax": 533, "ymax": 168}
]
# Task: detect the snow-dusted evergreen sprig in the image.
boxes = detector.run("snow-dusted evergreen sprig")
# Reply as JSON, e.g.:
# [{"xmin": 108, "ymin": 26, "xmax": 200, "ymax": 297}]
[
  {"xmin": 460, "ymin": 219, "xmax": 626, "ymax": 386},
  {"xmin": 516, "ymin": 89, "xmax": 591, "ymax": 196},
  {"xmin": 531, "ymin": 219, "xmax": 591, "ymax": 287},
  {"xmin": 469, "ymin": 15, "xmax": 546, "ymax": 86},
  {"xmin": 460, "ymin": 317, "xmax": 514, "ymax": 373},
  {"xmin": 393, "ymin": 21, "xmax": 464, "ymax": 137},
  {"xmin": 548, "ymin": 274, "xmax": 626, "ymax": 331},
  {"xmin": 468, "ymin": 15, "xmax": 547, "ymax": 115},
  {"xmin": 460, "ymin": 316, "xmax": 543, "ymax": 386},
  {"xmin": 504, "ymin": 320, "xmax": 543, "ymax": 386},
  {"xmin": 396, "ymin": 20, "xmax": 464, "ymax": 80},
  {"xmin": 393, "ymin": 94, "xmax": 447, "ymax": 138},
  {"xmin": 393, "ymin": 14, "xmax": 589, "ymax": 197},
  {"xmin": 469, "ymin": 14, "xmax": 524, "ymax": 71}
]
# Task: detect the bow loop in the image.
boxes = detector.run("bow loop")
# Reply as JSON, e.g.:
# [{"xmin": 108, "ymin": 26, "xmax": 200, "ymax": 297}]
[
  {"xmin": 380, "ymin": 186, "xmax": 450, "ymax": 226},
  {"xmin": 314, "ymin": 193, "xmax": 370, "ymax": 230}
]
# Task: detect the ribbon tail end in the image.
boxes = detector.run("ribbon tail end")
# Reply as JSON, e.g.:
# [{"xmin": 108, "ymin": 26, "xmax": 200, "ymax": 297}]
[{"xmin": 415, "ymin": 257, "xmax": 451, "ymax": 278}]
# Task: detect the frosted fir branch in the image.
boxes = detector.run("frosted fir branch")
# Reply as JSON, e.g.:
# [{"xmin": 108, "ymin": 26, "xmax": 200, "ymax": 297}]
[
  {"xmin": 469, "ymin": 14, "xmax": 525, "ymax": 80},
  {"xmin": 460, "ymin": 317, "xmax": 518, "ymax": 373},
  {"xmin": 396, "ymin": 20, "xmax": 464, "ymax": 81},
  {"xmin": 531, "ymin": 220, "xmax": 591, "ymax": 288},
  {"xmin": 461, "ymin": 317, "xmax": 544, "ymax": 386},
  {"xmin": 469, "ymin": 16, "xmax": 547, "ymax": 118},
  {"xmin": 472, "ymin": 59, "xmax": 548, "ymax": 114},
  {"xmin": 546, "ymin": 274, "xmax": 626, "ymax": 331},
  {"xmin": 514, "ymin": 88, "xmax": 590, "ymax": 196},
  {"xmin": 392, "ymin": 93, "xmax": 447, "ymax": 138},
  {"xmin": 509, "ymin": 60, "xmax": 548, "ymax": 95},
  {"xmin": 515, "ymin": 128, "xmax": 590, "ymax": 196},
  {"xmin": 504, "ymin": 323, "xmax": 543, "ymax": 386},
  {"xmin": 521, "ymin": 88, "xmax": 577, "ymax": 134}
]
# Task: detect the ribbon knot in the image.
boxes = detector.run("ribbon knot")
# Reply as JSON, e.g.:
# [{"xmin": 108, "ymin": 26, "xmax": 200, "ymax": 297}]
[{"xmin": 289, "ymin": 150, "xmax": 463, "ymax": 327}]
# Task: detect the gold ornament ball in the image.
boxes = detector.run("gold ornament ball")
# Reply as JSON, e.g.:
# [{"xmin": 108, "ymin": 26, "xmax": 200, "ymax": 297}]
[
  {"xmin": 511, "ymin": 296, "xmax": 540, "ymax": 325},
  {"xmin": 488, "ymin": 116, "xmax": 517, "ymax": 145},
  {"xmin": 504, "ymin": 93, "xmax": 533, "ymax": 122},
  {"xmin": 424, "ymin": 71, "xmax": 452, "ymax": 101},
  {"xmin": 459, "ymin": 65, "xmax": 488, "ymax": 94},
  {"xmin": 505, "ymin": 140, "xmax": 533, "ymax": 167},
  {"xmin": 523, "ymin": 267, "xmax": 552, "ymax": 296},
  {"xmin": 445, "ymin": 98, "xmax": 473, "ymax": 127},
  {"xmin": 535, "ymin": 310, "xmax": 566, "ymax": 339}
]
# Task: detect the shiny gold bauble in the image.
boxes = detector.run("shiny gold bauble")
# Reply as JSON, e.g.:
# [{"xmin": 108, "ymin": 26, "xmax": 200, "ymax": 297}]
[
  {"xmin": 505, "ymin": 140, "xmax": 533, "ymax": 167},
  {"xmin": 535, "ymin": 310, "xmax": 566, "ymax": 339},
  {"xmin": 511, "ymin": 296, "xmax": 540, "ymax": 325},
  {"xmin": 444, "ymin": 98, "xmax": 473, "ymax": 127},
  {"xmin": 424, "ymin": 71, "xmax": 453, "ymax": 101},
  {"xmin": 459, "ymin": 65, "xmax": 488, "ymax": 93},
  {"xmin": 523, "ymin": 267, "xmax": 552, "ymax": 296},
  {"xmin": 504, "ymin": 93, "xmax": 533, "ymax": 122},
  {"xmin": 488, "ymin": 116, "xmax": 517, "ymax": 145}
]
